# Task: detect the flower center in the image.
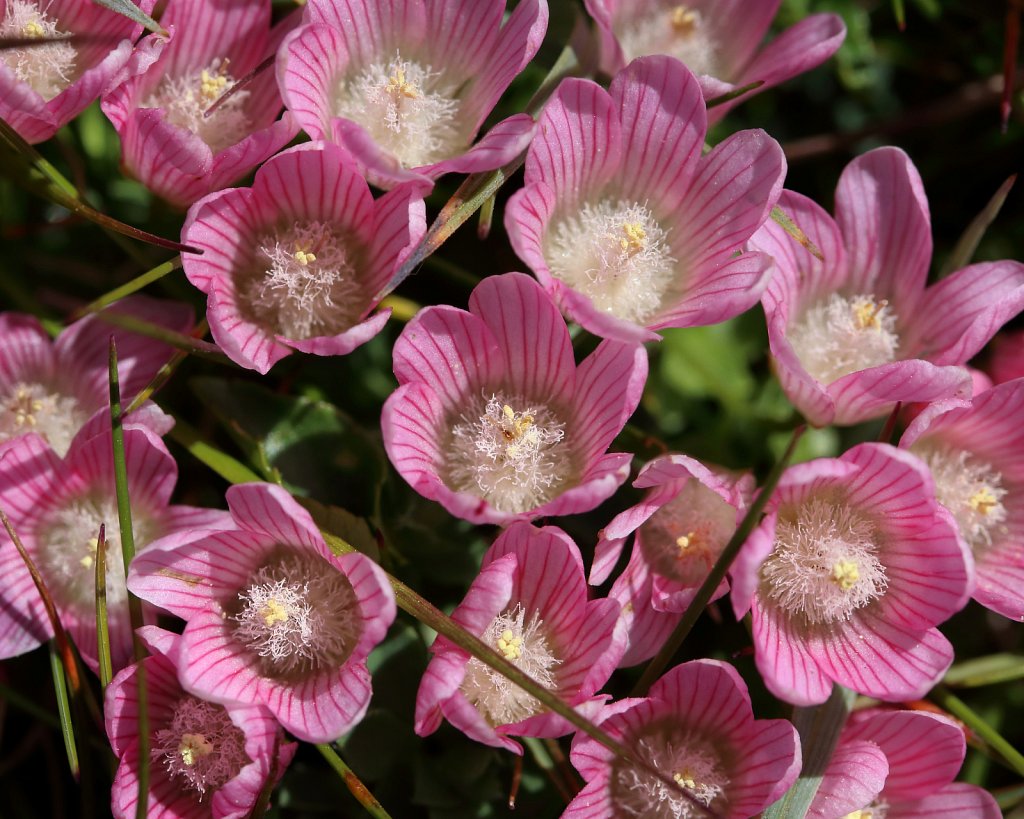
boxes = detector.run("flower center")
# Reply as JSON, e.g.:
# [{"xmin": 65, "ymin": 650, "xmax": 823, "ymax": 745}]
[
  {"xmin": 153, "ymin": 697, "xmax": 249, "ymax": 796},
  {"xmin": 788, "ymin": 293, "xmax": 901, "ymax": 385},
  {"xmin": 0, "ymin": 381, "xmax": 86, "ymax": 456},
  {"xmin": 843, "ymin": 802, "xmax": 889, "ymax": 819},
  {"xmin": 547, "ymin": 200, "xmax": 676, "ymax": 325},
  {"xmin": 616, "ymin": 4, "xmax": 718, "ymax": 76},
  {"xmin": 760, "ymin": 497, "xmax": 889, "ymax": 626},
  {"xmin": 143, "ymin": 58, "xmax": 251, "ymax": 153},
  {"xmin": 461, "ymin": 603, "xmax": 561, "ymax": 726},
  {"xmin": 639, "ymin": 479, "xmax": 736, "ymax": 587},
  {"xmin": 334, "ymin": 51, "xmax": 463, "ymax": 168},
  {"xmin": 231, "ymin": 551, "xmax": 361, "ymax": 680},
  {"xmin": 911, "ymin": 443, "xmax": 1008, "ymax": 555},
  {"xmin": 446, "ymin": 394, "xmax": 572, "ymax": 514},
  {"xmin": 240, "ymin": 220, "xmax": 363, "ymax": 341},
  {"xmin": 612, "ymin": 725, "xmax": 730, "ymax": 818},
  {"xmin": 0, "ymin": 0, "xmax": 77, "ymax": 100}
]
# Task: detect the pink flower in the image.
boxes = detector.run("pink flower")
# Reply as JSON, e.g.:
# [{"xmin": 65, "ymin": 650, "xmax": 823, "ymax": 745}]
[
  {"xmin": 749, "ymin": 147, "xmax": 1024, "ymax": 426},
  {"xmin": 278, "ymin": 0, "xmax": 548, "ymax": 189},
  {"xmin": 901, "ymin": 378, "xmax": 1024, "ymax": 620},
  {"xmin": 181, "ymin": 142, "xmax": 425, "ymax": 374},
  {"xmin": 101, "ymin": 0, "xmax": 299, "ymax": 207},
  {"xmin": 0, "ymin": 0, "xmax": 152, "ymax": 143},
  {"xmin": 415, "ymin": 522, "xmax": 620, "ymax": 753},
  {"xmin": 731, "ymin": 443, "xmax": 974, "ymax": 707},
  {"xmin": 595, "ymin": 454, "xmax": 752, "ymax": 665},
  {"xmin": 0, "ymin": 295, "xmax": 193, "ymax": 456},
  {"xmin": 584, "ymin": 0, "xmax": 845, "ymax": 121},
  {"xmin": 988, "ymin": 328, "xmax": 1024, "ymax": 385},
  {"xmin": 382, "ymin": 272, "xmax": 647, "ymax": 525},
  {"xmin": 809, "ymin": 708, "xmax": 1000, "ymax": 819},
  {"xmin": 565, "ymin": 659, "xmax": 800, "ymax": 818},
  {"xmin": 106, "ymin": 626, "xmax": 296, "ymax": 819},
  {"xmin": 0, "ymin": 422, "xmax": 229, "ymax": 673},
  {"xmin": 505, "ymin": 56, "xmax": 785, "ymax": 343},
  {"xmin": 127, "ymin": 483, "xmax": 396, "ymax": 743}
]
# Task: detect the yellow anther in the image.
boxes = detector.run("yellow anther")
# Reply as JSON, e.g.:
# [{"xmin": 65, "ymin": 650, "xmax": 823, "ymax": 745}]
[
  {"xmin": 676, "ymin": 531, "xmax": 696, "ymax": 551},
  {"xmin": 294, "ymin": 249, "xmax": 317, "ymax": 265},
  {"xmin": 386, "ymin": 67, "xmax": 418, "ymax": 99},
  {"xmin": 970, "ymin": 486, "xmax": 998, "ymax": 515},
  {"xmin": 673, "ymin": 770, "xmax": 697, "ymax": 789},
  {"xmin": 499, "ymin": 405, "xmax": 534, "ymax": 443},
  {"xmin": 842, "ymin": 811, "xmax": 873, "ymax": 819},
  {"xmin": 831, "ymin": 560, "xmax": 860, "ymax": 590},
  {"xmin": 670, "ymin": 6, "xmax": 698, "ymax": 35},
  {"xmin": 22, "ymin": 19, "xmax": 45, "ymax": 38},
  {"xmin": 178, "ymin": 733, "xmax": 214, "ymax": 766},
  {"xmin": 497, "ymin": 628, "xmax": 522, "ymax": 660},
  {"xmin": 853, "ymin": 298, "xmax": 888, "ymax": 330},
  {"xmin": 619, "ymin": 222, "xmax": 647, "ymax": 253},
  {"xmin": 80, "ymin": 555, "xmax": 94, "ymax": 569},
  {"xmin": 260, "ymin": 598, "xmax": 289, "ymax": 626},
  {"xmin": 81, "ymin": 537, "xmax": 99, "ymax": 568},
  {"xmin": 199, "ymin": 66, "xmax": 229, "ymax": 103}
]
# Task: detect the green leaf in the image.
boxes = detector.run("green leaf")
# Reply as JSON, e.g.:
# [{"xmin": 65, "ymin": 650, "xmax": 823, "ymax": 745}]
[
  {"xmin": 90, "ymin": 0, "xmax": 164, "ymax": 35},
  {"xmin": 299, "ymin": 497, "xmax": 380, "ymax": 561},
  {"xmin": 659, "ymin": 321, "xmax": 758, "ymax": 410},
  {"xmin": 945, "ymin": 653, "xmax": 1024, "ymax": 687},
  {"xmin": 939, "ymin": 175, "xmax": 1016, "ymax": 277}
]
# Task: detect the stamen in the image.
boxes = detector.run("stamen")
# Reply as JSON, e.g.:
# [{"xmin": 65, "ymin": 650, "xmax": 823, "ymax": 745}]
[
  {"xmin": 153, "ymin": 697, "xmax": 249, "ymax": 796},
  {"xmin": 0, "ymin": 0, "xmax": 77, "ymax": 100},
  {"xmin": 0, "ymin": 381, "xmax": 85, "ymax": 456},
  {"xmin": 670, "ymin": 6, "xmax": 698, "ymax": 35},
  {"xmin": 616, "ymin": 4, "xmax": 718, "ymax": 74}
]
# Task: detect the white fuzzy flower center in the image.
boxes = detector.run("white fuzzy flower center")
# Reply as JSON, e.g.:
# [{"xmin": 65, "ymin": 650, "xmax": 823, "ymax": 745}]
[
  {"xmin": 617, "ymin": 4, "xmax": 719, "ymax": 76},
  {"xmin": 144, "ymin": 58, "xmax": 251, "ymax": 153},
  {"xmin": 446, "ymin": 394, "xmax": 572, "ymax": 514},
  {"xmin": 760, "ymin": 497, "xmax": 889, "ymax": 626},
  {"xmin": 912, "ymin": 443, "xmax": 1008, "ymax": 555},
  {"xmin": 612, "ymin": 726, "xmax": 730, "ymax": 818},
  {"xmin": 788, "ymin": 293, "xmax": 900, "ymax": 385},
  {"xmin": 0, "ymin": 381, "xmax": 86, "ymax": 456},
  {"xmin": 241, "ymin": 220, "xmax": 363, "ymax": 340},
  {"xmin": 36, "ymin": 496, "xmax": 160, "ymax": 610},
  {"xmin": 153, "ymin": 697, "xmax": 249, "ymax": 796},
  {"xmin": 639, "ymin": 479, "xmax": 736, "ymax": 587},
  {"xmin": 843, "ymin": 802, "xmax": 889, "ymax": 819},
  {"xmin": 335, "ymin": 51, "xmax": 463, "ymax": 168},
  {"xmin": 232, "ymin": 551, "xmax": 361, "ymax": 679},
  {"xmin": 461, "ymin": 603, "xmax": 560, "ymax": 726},
  {"xmin": 547, "ymin": 200, "xmax": 676, "ymax": 325},
  {"xmin": 0, "ymin": 0, "xmax": 77, "ymax": 100}
]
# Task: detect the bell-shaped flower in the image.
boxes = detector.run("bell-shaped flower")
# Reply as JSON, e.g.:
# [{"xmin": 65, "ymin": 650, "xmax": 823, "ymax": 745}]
[
  {"xmin": 415, "ymin": 522, "xmax": 621, "ymax": 753},
  {"xmin": 901, "ymin": 378, "xmax": 1024, "ymax": 619},
  {"xmin": 505, "ymin": 56, "xmax": 785, "ymax": 343},
  {"xmin": 101, "ymin": 0, "xmax": 299, "ymax": 207},
  {"xmin": 749, "ymin": 147, "xmax": 1024, "ymax": 427},
  {"xmin": 382, "ymin": 272, "xmax": 647, "ymax": 525},
  {"xmin": 584, "ymin": 0, "xmax": 845, "ymax": 121},
  {"xmin": 731, "ymin": 443, "xmax": 974, "ymax": 707},
  {"xmin": 0, "ymin": 295, "xmax": 193, "ymax": 457},
  {"xmin": 0, "ymin": 0, "xmax": 153, "ymax": 143},
  {"xmin": 565, "ymin": 659, "xmax": 800, "ymax": 818},
  {"xmin": 809, "ymin": 708, "xmax": 1000, "ymax": 819},
  {"xmin": 278, "ymin": 0, "xmax": 548, "ymax": 189},
  {"xmin": 181, "ymin": 142, "xmax": 425, "ymax": 374},
  {"xmin": 127, "ymin": 483, "xmax": 397, "ymax": 743},
  {"xmin": 106, "ymin": 626, "xmax": 296, "ymax": 819}
]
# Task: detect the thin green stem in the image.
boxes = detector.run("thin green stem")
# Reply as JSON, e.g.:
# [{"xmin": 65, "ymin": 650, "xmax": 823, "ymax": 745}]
[
  {"xmin": 94, "ymin": 523, "xmax": 112, "ymax": 689},
  {"xmin": 316, "ymin": 744, "xmax": 393, "ymax": 819},
  {"xmin": 97, "ymin": 312, "xmax": 232, "ymax": 364},
  {"xmin": 167, "ymin": 417, "xmax": 263, "ymax": 484},
  {"xmin": 932, "ymin": 684, "xmax": 1024, "ymax": 778},
  {"xmin": 72, "ymin": 257, "xmax": 181, "ymax": 320},
  {"xmin": 49, "ymin": 642, "xmax": 79, "ymax": 780}
]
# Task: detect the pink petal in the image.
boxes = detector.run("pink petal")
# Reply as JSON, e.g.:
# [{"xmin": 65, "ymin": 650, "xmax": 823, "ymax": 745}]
[
  {"xmin": 653, "ymin": 251, "xmax": 773, "ymax": 330},
  {"xmin": 278, "ymin": 23, "xmax": 345, "ymax": 142},
  {"xmin": 752, "ymin": 598, "xmax": 835, "ymax": 706},
  {"xmin": 570, "ymin": 341, "xmax": 648, "ymax": 464},
  {"xmin": 0, "ymin": 313, "xmax": 55, "ymax": 390},
  {"xmin": 886, "ymin": 783, "xmax": 1001, "ymax": 818},
  {"xmin": 260, "ymin": 663, "xmax": 372, "ymax": 742},
  {"xmin": 364, "ymin": 182, "xmax": 429, "ymax": 296},
  {"xmin": 808, "ymin": 739, "xmax": 888, "ymax": 819},
  {"xmin": 828, "ymin": 361, "xmax": 972, "ymax": 426},
  {"xmin": 226, "ymin": 483, "xmax": 324, "ymax": 551},
  {"xmin": 424, "ymin": 114, "xmax": 535, "ymax": 179},
  {"xmin": 160, "ymin": 0, "xmax": 270, "ymax": 79},
  {"xmin": 305, "ymin": 0, "xmax": 423, "ymax": 65}
]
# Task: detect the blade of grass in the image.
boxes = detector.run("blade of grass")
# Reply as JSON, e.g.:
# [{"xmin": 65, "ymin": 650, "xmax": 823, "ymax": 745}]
[
  {"xmin": 95, "ymin": 311, "xmax": 232, "ymax": 364},
  {"xmin": 705, "ymin": 79, "xmax": 764, "ymax": 109},
  {"xmin": 124, "ymin": 320, "xmax": 208, "ymax": 415},
  {"xmin": 316, "ymin": 744, "xmax": 393, "ymax": 819},
  {"xmin": 939, "ymin": 174, "xmax": 1016, "ymax": 277},
  {"xmin": 71, "ymin": 258, "xmax": 182, "ymax": 320},
  {"xmin": 770, "ymin": 205, "xmax": 825, "ymax": 261},
  {"xmin": 49, "ymin": 642, "xmax": 79, "ymax": 781},
  {"xmin": 94, "ymin": 523, "xmax": 112, "ymax": 689},
  {"xmin": 90, "ymin": 0, "xmax": 164, "ymax": 34},
  {"xmin": 944, "ymin": 653, "xmax": 1024, "ymax": 687},
  {"xmin": 932, "ymin": 684, "xmax": 1024, "ymax": 778},
  {"xmin": 167, "ymin": 416, "xmax": 263, "ymax": 484},
  {"xmin": 893, "ymin": 0, "xmax": 907, "ymax": 30},
  {"xmin": 477, "ymin": 193, "xmax": 496, "ymax": 240}
]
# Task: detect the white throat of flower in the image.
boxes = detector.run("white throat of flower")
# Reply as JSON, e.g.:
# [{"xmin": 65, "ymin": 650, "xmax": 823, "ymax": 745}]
[
  {"xmin": 612, "ymin": 727, "xmax": 730, "ymax": 819},
  {"xmin": 460, "ymin": 603, "xmax": 561, "ymax": 726},
  {"xmin": 241, "ymin": 220, "xmax": 363, "ymax": 340},
  {"xmin": 446, "ymin": 393, "xmax": 571, "ymax": 514},
  {"xmin": 638, "ymin": 478, "xmax": 737, "ymax": 588},
  {"xmin": 232, "ymin": 550, "xmax": 361, "ymax": 680},
  {"xmin": 787, "ymin": 293, "xmax": 901, "ymax": 385},
  {"xmin": 152, "ymin": 696, "xmax": 249, "ymax": 797},
  {"xmin": 547, "ymin": 199, "xmax": 676, "ymax": 325},
  {"xmin": 617, "ymin": 4, "xmax": 719, "ymax": 76},
  {"xmin": 1, "ymin": 0, "xmax": 77, "ymax": 101},
  {"xmin": 143, "ymin": 57, "xmax": 251, "ymax": 153},
  {"xmin": 843, "ymin": 801, "xmax": 890, "ymax": 819},
  {"xmin": 334, "ymin": 51, "xmax": 463, "ymax": 169},
  {"xmin": 760, "ymin": 496, "xmax": 889, "ymax": 626},
  {"xmin": 912, "ymin": 443, "xmax": 1008, "ymax": 555},
  {"xmin": 0, "ymin": 381, "xmax": 86, "ymax": 456}
]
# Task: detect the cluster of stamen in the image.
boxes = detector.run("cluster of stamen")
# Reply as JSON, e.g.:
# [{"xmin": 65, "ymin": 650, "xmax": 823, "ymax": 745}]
[
  {"xmin": 547, "ymin": 200, "xmax": 676, "ymax": 325},
  {"xmin": 335, "ymin": 51, "xmax": 462, "ymax": 169},
  {"xmin": 144, "ymin": 57, "xmax": 251, "ymax": 153},
  {"xmin": 152, "ymin": 697, "xmax": 249, "ymax": 796},
  {"xmin": 760, "ymin": 497, "xmax": 889, "ymax": 627},
  {"xmin": 232, "ymin": 551, "xmax": 360, "ymax": 680},
  {"xmin": 461, "ymin": 604, "xmax": 560, "ymax": 726},
  {"xmin": 1, "ymin": 0, "xmax": 77, "ymax": 100},
  {"xmin": 844, "ymin": 801, "xmax": 890, "ymax": 819},
  {"xmin": 0, "ymin": 381, "xmax": 85, "ymax": 456},
  {"xmin": 787, "ymin": 293, "xmax": 901, "ymax": 385},
  {"xmin": 446, "ymin": 394, "xmax": 571, "ymax": 514},
  {"xmin": 240, "ymin": 220, "xmax": 363, "ymax": 341},
  {"xmin": 616, "ymin": 4, "xmax": 718, "ymax": 75}
]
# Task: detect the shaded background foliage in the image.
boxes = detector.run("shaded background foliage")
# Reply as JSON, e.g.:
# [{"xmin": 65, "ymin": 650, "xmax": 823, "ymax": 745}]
[{"xmin": 1, "ymin": 0, "xmax": 1023, "ymax": 816}]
